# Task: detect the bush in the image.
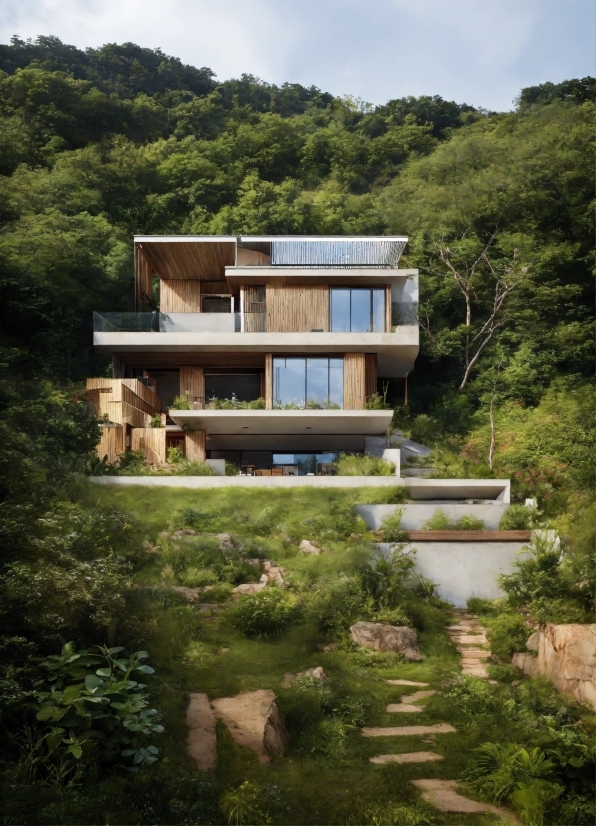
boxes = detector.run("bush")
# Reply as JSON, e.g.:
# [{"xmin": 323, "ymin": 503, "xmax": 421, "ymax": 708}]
[
  {"xmin": 499, "ymin": 505, "xmax": 532, "ymax": 530},
  {"xmin": 305, "ymin": 577, "xmax": 368, "ymax": 634},
  {"xmin": 364, "ymin": 392, "xmax": 392, "ymax": 410},
  {"xmin": 150, "ymin": 414, "xmax": 163, "ymax": 428},
  {"xmin": 422, "ymin": 509, "xmax": 450, "ymax": 530},
  {"xmin": 219, "ymin": 780, "xmax": 289, "ymax": 825},
  {"xmin": 380, "ymin": 509, "xmax": 409, "ymax": 542},
  {"xmin": 30, "ymin": 643, "xmax": 163, "ymax": 787},
  {"xmin": 166, "ymin": 446, "xmax": 184, "ymax": 464},
  {"xmin": 178, "ymin": 568, "xmax": 219, "ymax": 588},
  {"xmin": 335, "ymin": 454, "xmax": 394, "ymax": 476},
  {"xmin": 455, "ymin": 514, "xmax": 485, "ymax": 530},
  {"xmin": 486, "ymin": 612, "xmax": 531, "ymax": 662},
  {"xmin": 229, "ymin": 588, "xmax": 299, "ymax": 638},
  {"xmin": 170, "ymin": 394, "xmax": 192, "ymax": 410},
  {"xmin": 170, "ymin": 460, "xmax": 215, "ymax": 476}
]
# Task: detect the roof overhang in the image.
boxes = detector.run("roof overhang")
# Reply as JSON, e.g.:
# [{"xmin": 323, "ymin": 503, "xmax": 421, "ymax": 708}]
[
  {"xmin": 225, "ymin": 267, "xmax": 418, "ymax": 286},
  {"xmin": 135, "ymin": 236, "xmax": 237, "ymax": 281}
]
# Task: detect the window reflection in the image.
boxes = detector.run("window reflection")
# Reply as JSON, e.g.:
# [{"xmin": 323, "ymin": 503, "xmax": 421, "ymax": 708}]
[
  {"xmin": 330, "ymin": 288, "xmax": 385, "ymax": 332},
  {"xmin": 273, "ymin": 357, "xmax": 344, "ymax": 408}
]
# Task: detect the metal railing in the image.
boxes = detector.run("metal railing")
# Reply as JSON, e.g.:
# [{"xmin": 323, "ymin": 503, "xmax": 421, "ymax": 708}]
[{"xmin": 269, "ymin": 238, "xmax": 407, "ymax": 267}]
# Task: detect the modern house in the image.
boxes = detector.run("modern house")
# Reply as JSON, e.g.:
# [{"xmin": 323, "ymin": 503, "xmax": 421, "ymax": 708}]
[{"xmin": 88, "ymin": 236, "xmax": 419, "ymax": 474}]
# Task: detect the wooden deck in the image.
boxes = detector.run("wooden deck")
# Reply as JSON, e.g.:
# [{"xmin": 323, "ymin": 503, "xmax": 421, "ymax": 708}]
[{"xmin": 404, "ymin": 530, "xmax": 531, "ymax": 542}]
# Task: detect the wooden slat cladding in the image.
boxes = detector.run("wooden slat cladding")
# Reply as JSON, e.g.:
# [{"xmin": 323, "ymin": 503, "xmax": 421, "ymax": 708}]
[
  {"xmin": 265, "ymin": 354, "xmax": 273, "ymax": 409},
  {"xmin": 185, "ymin": 430, "xmax": 206, "ymax": 462},
  {"xmin": 245, "ymin": 285, "xmax": 266, "ymax": 332},
  {"xmin": 86, "ymin": 378, "xmax": 161, "ymax": 414},
  {"xmin": 132, "ymin": 428, "xmax": 167, "ymax": 465},
  {"xmin": 344, "ymin": 353, "xmax": 366, "ymax": 409},
  {"xmin": 135, "ymin": 246, "xmax": 153, "ymax": 311},
  {"xmin": 201, "ymin": 280, "xmax": 231, "ymax": 295},
  {"xmin": 97, "ymin": 426, "xmax": 124, "ymax": 464},
  {"xmin": 160, "ymin": 279, "xmax": 201, "ymax": 312},
  {"xmin": 180, "ymin": 366, "xmax": 204, "ymax": 405},
  {"xmin": 365, "ymin": 354, "xmax": 377, "ymax": 400},
  {"xmin": 266, "ymin": 283, "xmax": 329, "ymax": 332},
  {"xmin": 236, "ymin": 248, "xmax": 271, "ymax": 266},
  {"xmin": 138, "ymin": 241, "xmax": 235, "ymax": 281}
]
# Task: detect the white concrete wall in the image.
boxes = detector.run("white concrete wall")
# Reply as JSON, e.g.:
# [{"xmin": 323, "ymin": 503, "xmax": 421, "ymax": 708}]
[
  {"xmin": 378, "ymin": 542, "xmax": 529, "ymax": 607},
  {"xmin": 90, "ymin": 475, "xmax": 407, "ymax": 489},
  {"xmin": 381, "ymin": 449, "xmax": 400, "ymax": 477},
  {"xmin": 357, "ymin": 503, "xmax": 510, "ymax": 530}
]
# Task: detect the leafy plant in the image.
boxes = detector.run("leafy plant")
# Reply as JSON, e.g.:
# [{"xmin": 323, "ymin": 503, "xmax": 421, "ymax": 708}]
[
  {"xmin": 499, "ymin": 505, "xmax": 532, "ymax": 530},
  {"xmin": 380, "ymin": 508, "xmax": 409, "ymax": 542},
  {"xmin": 219, "ymin": 781, "xmax": 289, "ymax": 825},
  {"xmin": 150, "ymin": 413, "xmax": 163, "ymax": 428},
  {"xmin": 335, "ymin": 453, "xmax": 395, "ymax": 476},
  {"xmin": 486, "ymin": 612, "xmax": 531, "ymax": 662},
  {"xmin": 364, "ymin": 392, "xmax": 392, "ymax": 410},
  {"xmin": 170, "ymin": 394, "xmax": 192, "ymax": 410},
  {"xmin": 229, "ymin": 588, "xmax": 300, "ymax": 638},
  {"xmin": 422, "ymin": 509, "xmax": 450, "ymax": 530},
  {"xmin": 166, "ymin": 446, "xmax": 184, "ymax": 464},
  {"xmin": 455, "ymin": 514, "xmax": 485, "ymax": 530},
  {"xmin": 30, "ymin": 643, "xmax": 163, "ymax": 786},
  {"xmin": 305, "ymin": 576, "xmax": 368, "ymax": 634}
]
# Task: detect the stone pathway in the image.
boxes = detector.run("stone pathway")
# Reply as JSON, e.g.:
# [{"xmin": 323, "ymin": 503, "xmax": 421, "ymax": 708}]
[
  {"xmin": 447, "ymin": 610, "xmax": 491, "ymax": 678},
  {"xmin": 370, "ymin": 751, "xmax": 443, "ymax": 765},
  {"xmin": 186, "ymin": 692, "xmax": 217, "ymax": 771},
  {"xmin": 386, "ymin": 689, "xmax": 436, "ymax": 713},
  {"xmin": 412, "ymin": 780, "xmax": 521, "ymax": 824},
  {"xmin": 363, "ymin": 723, "xmax": 456, "ymax": 737}
]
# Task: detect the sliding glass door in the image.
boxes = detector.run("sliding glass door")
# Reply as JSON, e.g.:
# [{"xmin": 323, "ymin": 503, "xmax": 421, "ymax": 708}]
[
  {"xmin": 330, "ymin": 288, "xmax": 385, "ymax": 332},
  {"xmin": 273, "ymin": 357, "xmax": 344, "ymax": 408}
]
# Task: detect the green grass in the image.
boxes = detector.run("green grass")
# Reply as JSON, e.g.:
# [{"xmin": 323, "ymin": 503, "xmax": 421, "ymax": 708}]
[{"xmin": 71, "ymin": 485, "xmax": 594, "ymax": 826}]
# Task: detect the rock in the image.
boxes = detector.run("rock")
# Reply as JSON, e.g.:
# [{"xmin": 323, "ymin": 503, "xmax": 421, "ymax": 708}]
[
  {"xmin": 320, "ymin": 643, "xmax": 338, "ymax": 652},
  {"xmin": 232, "ymin": 582, "xmax": 266, "ymax": 595},
  {"xmin": 262, "ymin": 560, "xmax": 286, "ymax": 586},
  {"xmin": 385, "ymin": 679, "xmax": 429, "ymax": 687},
  {"xmin": 211, "ymin": 690, "xmax": 289, "ymax": 764},
  {"xmin": 362, "ymin": 723, "xmax": 455, "ymax": 737},
  {"xmin": 350, "ymin": 622, "xmax": 422, "ymax": 661},
  {"xmin": 282, "ymin": 666, "xmax": 329, "ymax": 688},
  {"xmin": 186, "ymin": 693, "xmax": 217, "ymax": 771},
  {"xmin": 171, "ymin": 529, "xmax": 198, "ymax": 540},
  {"xmin": 299, "ymin": 539, "xmax": 321, "ymax": 555},
  {"xmin": 217, "ymin": 647, "xmax": 230, "ymax": 655},
  {"xmin": 512, "ymin": 623, "xmax": 596, "ymax": 710},
  {"xmin": 173, "ymin": 586, "xmax": 204, "ymax": 602}
]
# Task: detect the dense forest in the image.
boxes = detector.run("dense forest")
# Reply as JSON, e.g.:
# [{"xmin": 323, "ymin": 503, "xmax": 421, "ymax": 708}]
[{"xmin": 0, "ymin": 36, "xmax": 593, "ymax": 825}]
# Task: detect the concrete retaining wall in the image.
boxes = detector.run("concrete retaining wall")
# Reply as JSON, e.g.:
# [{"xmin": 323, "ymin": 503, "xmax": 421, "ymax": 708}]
[
  {"xmin": 358, "ymin": 503, "xmax": 510, "ymax": 531},
  {"xmin": 378, "ymin": 541, "xmax": 528, "ymax": 607},
  {"xmin": 89, "ymin": 475, "xmax": 405, "ymax": 489}
]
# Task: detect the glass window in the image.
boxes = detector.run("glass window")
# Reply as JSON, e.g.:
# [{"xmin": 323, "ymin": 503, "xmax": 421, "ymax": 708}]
[
  {"xmin": 273, "ymin": 357, "xmax": 344, "ymax": 408},
  {"xmin": 330, "ymin": 288, "xmax": 386, "ymax": 332}
]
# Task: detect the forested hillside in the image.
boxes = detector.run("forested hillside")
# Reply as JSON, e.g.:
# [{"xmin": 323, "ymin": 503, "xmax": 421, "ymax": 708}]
[{"xmin": 0, "ymin": 36, "xmax": 593, "ymax": 825}]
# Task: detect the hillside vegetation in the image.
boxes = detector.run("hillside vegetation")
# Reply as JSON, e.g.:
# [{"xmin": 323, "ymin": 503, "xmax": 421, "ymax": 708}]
[{"xmin": 0, "ymin": 36, "xmax": 593, "ymax": 825}]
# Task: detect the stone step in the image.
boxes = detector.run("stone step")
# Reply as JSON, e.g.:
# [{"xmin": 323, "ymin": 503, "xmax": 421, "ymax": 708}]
[
  {"xmin": 370, "ymin": 751, "xmax": 443, "ymax": 764},
  {"xmin": 412, "ymin": 780, "xmax": 520, "ymax": 823},
  {"xmin": 462, "ymin": 664, "xmax": 490, "ymax": 677},
  {"xmin": 402, "ymin": 689, "xmax": 436, "ymax": 703},
  {"xmin": 362, "ymin": 723, "xmax": 456, "ymax": 737},
  {"xmin": 386, "ymin": 703, "xmax": 423, "ymax": 713},
  {"xmin": 186, "ymin": 692, "xmax": 217, "ymax": 771},
  {"xmin": 385, "ymin": 679, "xmax": 429, "ymax": 687}
]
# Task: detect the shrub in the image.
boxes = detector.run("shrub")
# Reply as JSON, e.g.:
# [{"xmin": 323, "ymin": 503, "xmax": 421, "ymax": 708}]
[
  {"xmin": 335, "ymin": 453, "xmax": 395, "ymax": 476},
  {"xmin": 380, "ymin": 509, "xmax": 409, "ymax": 542},
  {"xmin": 422, "ymin": 509, "xmax": 450, "ymax": 530},
  {"xmin": 166, "ymin": 446, "xmax": 184, "ymax": 464},
  {"xmin": 499, "ymin": 505, "xmax": 532, "ymax": 530},
  {"xmin": 30, "ymin": 643, "xmax": 163, "ymax": 786},
  {"xmin": 225, "ymin": 460, "xmax": 238, "ymax": 475},
  {"xmin": 359, "ymin": 544, "xmax": 416, "ymax": 610},
  {"xmin": 150, "ymin": 414, "xmax": 163, "ymax": 428},
  {"xmin": 170, "ymin": 395, "xmax": 191, "ymax": 410},
  {"xmin": 229, "ymin": 588, "xmax": 299, "ymax": 638},
  {"xmin": 219, "ymin": 781, "xmax": 288, "ymax": 825},
  {"xmin": 171, "ymin": 460, "xmax": 215, "ymax": 476},
  {"xmin": 305, "ymin": 577, "xmax": 368, "ymax": 634},
  {"xmin": 117, "ymin": 450, "xmax": 150, "ymax": 475},
  {"xmin": 364, "ymin": 392, "xmax": 391, "ymax": 410},
  {"xmin": 455, "ymin": 514, "xmax": 485, "ymax": 530},
  {"xmin": 486, "ymin": 612, "xmax": 530, "ymax": 662},
  {"xmin": 179, "ymin": 568, "xmax": 219, "ymax": 588}
]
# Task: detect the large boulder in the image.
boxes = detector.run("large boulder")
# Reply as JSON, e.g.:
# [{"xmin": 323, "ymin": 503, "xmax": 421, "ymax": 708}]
[
  {"xmin": 282, "ymin": 666, "xmax": 329, "ymax": 688},
  {"xmin": 512, "ymin": 623, "xmax": 596, "ymax": 710},
  {"xmin": 211, "ymin": 689, "xmax": 289, "ymax": 764},
  {"xmin": 350, "ymin": 621, "xmax": 422, "ymax": 661}
]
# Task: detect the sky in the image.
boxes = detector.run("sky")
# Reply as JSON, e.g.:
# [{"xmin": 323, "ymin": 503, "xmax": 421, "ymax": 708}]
[{"xmin": 0, "ymin": 0, "xmax": 594, "ymax": 111}]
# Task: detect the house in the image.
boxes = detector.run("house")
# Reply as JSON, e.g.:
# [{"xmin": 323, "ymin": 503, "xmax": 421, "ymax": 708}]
[{"xmin": 88, "ymin": 235, "xmax": 419, "ymax": 474}]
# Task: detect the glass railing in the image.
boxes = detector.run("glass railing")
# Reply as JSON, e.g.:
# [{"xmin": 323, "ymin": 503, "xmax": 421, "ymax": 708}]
[{"xmin": 94, "ymin": 312, "xmax": 159, "ymax": 332}]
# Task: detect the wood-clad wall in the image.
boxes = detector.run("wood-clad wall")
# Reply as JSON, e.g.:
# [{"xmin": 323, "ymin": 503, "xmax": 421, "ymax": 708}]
[
  {"xmin": 265, "ymin": 354, "xmax": 273, "ymax": 409},
  {"xmin": 86, "ymin": 378, "xmax": 161, "ymax": 415},
  {"xmin": 135, "ymin": 247, "xmax": 153, "ymax": 310},
  {"xmin": 180, "ymin": 367, "xmax": 204, "ymax": 405},
  {"xmin": 97, "ymin": 426, "xmax": 124, "ymax": 464},
  {"xmin": 266, "ymin": 283, "xmax": 329, "ymax": 332},
  {"xmin": 160, "ymin": 279, "xmax": 201, "ymax": 312},
  {"xmin": 244, "ymin": 285, "xmax": 266, "ymax": 332},
  {"xmin": 185, "ymin": 430, "xmax": 206, "ymax": 462},
  {"xmin": 365, "ymin": 354, "xmax": 377, "ymax": 400},
  {"xmin": 344, "ymin": 353, "xmax": 366, "ymax": 409},
  {"xmin": 132, "ymin": 428, "xmax": 167, "ymax": 465}
]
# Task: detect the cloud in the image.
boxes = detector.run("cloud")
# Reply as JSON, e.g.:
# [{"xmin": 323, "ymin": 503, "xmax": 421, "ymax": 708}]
[{"xmin": 0, "ymin": 0, "xmax": 593, "ymax": 111}]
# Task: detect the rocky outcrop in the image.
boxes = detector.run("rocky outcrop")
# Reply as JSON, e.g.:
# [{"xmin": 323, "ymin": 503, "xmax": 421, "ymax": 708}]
[
  {"xmin": 299, "ymin": 540, "xmax": 321, "ymax": 555},
  {"xmin": 350, "ymin": 621, "xmax": 422, "ymax": 660},
  {"xmin": 211, "ymin": 689, "xmax": 289, "ymax": 764},
  {"xmin": 186, "ymin": 693, "xmax": 217, "ymax": 771},
  {"xmin": 282, "ymin": 666, "xmax": 329, "ymax": 688},
  {"xmin": 232, "ymin": 582, "xmax": 266, "ymax": 595},
  {"xmin": 512, "ymin": 623, "xmax": 596, "ymax": 710}
]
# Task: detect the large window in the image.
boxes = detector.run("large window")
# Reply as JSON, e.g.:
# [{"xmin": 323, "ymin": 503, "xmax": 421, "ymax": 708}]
[
  {"xmin": 273, "ymin": 357, "xmax": 343, "ymax": 409},
  {"xmin": 330, "ymin": 288, "xmax": 385, "ymax": 332}
]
